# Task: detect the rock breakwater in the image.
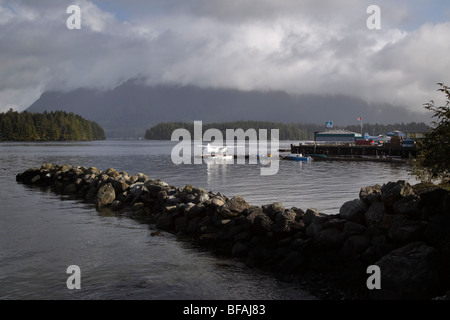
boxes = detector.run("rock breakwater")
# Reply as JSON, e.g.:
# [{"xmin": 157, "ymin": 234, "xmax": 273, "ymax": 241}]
[{"xmin": 16, "ymin": 164, "xmax": 450, "ymax": 300}]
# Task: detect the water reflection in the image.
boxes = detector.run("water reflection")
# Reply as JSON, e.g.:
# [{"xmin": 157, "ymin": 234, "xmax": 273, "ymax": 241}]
[{"xmin": 205, "ymin": 157, "xmax": 231, "ymax": 187}]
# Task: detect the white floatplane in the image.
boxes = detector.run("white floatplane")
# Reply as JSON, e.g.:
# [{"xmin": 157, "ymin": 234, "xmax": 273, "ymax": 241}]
[{"xmin": 201, "ymin": 143, "xmax": 233, "ymax": 160}]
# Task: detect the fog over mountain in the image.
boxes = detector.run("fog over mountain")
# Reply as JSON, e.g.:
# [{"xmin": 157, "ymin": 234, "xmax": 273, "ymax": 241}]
[
  {"xmin": 27, "ymin": 78, "xmax": 429, "ymax": 138},
  {"xmin": 2, "ymin": 1, "xmax": 449, "ymax": 122}
]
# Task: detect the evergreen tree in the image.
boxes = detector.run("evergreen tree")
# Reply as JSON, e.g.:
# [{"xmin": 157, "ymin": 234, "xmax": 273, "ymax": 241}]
[
  {"xmin": 0, "ymin": 110, "xmax": 105, "ymax": 141},
  {"xmin": 413, "ymin": 83, "xmax": 450, "ymax": 182},
  {"xmin": 0, "ymin": 116, "xmax": 13, "ymax": 140}
]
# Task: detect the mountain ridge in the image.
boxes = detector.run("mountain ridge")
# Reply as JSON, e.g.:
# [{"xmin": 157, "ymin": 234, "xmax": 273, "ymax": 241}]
[{"xmin": 27, "ymin": 79, "xmax": 428, "ymax": 138}]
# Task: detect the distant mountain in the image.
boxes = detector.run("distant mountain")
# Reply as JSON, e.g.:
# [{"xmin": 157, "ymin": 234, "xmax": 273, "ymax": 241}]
[{"xmin": 27, "ymin": 79, "xmax": 428, "ymax": 138}]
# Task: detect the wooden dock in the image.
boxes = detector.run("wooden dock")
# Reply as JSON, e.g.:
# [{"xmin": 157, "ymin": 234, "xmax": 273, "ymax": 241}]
[{"xmin": 285, "ymin": 143, "xmax": 417, "ymax": 163}]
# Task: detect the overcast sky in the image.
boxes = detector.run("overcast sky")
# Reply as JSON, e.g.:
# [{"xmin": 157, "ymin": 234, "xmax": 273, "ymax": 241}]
[{"xmin": 1, "ymin": 0, "xmax": 449, "ymax": 115}]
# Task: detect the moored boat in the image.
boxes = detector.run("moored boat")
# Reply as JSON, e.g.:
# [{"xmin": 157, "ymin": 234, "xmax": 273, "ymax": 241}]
[{"xmin": 288, "ymin": 153, "xmax": 312, "ymax": 162}]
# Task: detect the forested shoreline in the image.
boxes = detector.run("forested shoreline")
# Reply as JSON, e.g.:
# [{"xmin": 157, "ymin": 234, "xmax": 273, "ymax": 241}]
[
  {"xmin": 144, "ymin": 121, "xmax": 429, "ymax": 140},
  {"xmin": 0, "ymin": 110, "xmax": 105, "ymax": 141}
]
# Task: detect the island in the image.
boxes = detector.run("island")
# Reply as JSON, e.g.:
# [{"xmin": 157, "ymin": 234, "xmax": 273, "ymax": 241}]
[{"xmin": 0, "ymin": 109, "xmax": 105, "ymax": 141}]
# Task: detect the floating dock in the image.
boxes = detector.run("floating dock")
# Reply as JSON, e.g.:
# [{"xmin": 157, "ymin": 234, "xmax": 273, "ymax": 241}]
[{"xmin": 285, "ymin": 143, "xmax": 418, "ymax": 163}]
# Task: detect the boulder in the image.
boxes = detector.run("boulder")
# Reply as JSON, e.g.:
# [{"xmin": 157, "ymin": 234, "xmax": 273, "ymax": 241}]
[
  {"xmin": 186, "ymin": 217, "xmax": 202, "ymax": 234},
  {"xmin": 374, "ymin": 241, "xmax": 442, "ymax": 299},
  {"xmin": 185, "ymin": 194, "xmax": 196, "ymax": 203},
  {"xmin": 303, "ymin": 208, "xmax": 321, "ymax": 226},
  {"xmin": 342, "ymin": 221, "xmax": 366, "ymax": 238},
  {"xmin": 314, "ymin": 228, "xmax": 345, "ymax": 249},
  {"xmin": 166, "ymin": 195, "xmax": 182, "ymax": 205},
  {"xmin": 231, "ymin": 242, "xmax": 249, "ymax": 257},
  {"xmin": 263, "ymin": 202, "xmax": 284, "ymax": 221},
  {"xmin": 40, "ymin": 163, "xmax": 54, "ymax": 171},
  {"xmin": 246, "ymin": 207, "xmax": 264, "ymax": 222},
  {"xmin": 219, "ymin": 195, "xmax": 249, "ymax": 219},
  {"xmin": 247, "ymin": 208, "xmax": 273, "ymax": 234},
  {"xmin": 364, "ymin": 201, "xmax": 385, "ymax": 226},
  {"xmin": 145, "ymin": 179, "xmax": 169, "ymax": 195},
  {"xmin": 158, "ymin": 190, "xmax": 168, "ymax": 202},
  {"xmin": 95, "ymin": 183, "xmax": 116, "ymax": 209},
  {"xmin": 305, "ymin": 223, "xmax": 323, "ymax": 238},
  {"xmin": 63, "ymin": 183, "xmax": 77, "ymax": 194},
  {"xmin": 247, "ymin": 245, "xmax": 276, "ymax": 264},
  {"xmin": 381, "ymin": 180, "xmax": 415, "ymax": 210},
  {"xmin": 339, "ymin": 199, "xmax": 367, "ymax": 223},
  {"xmin": 270, "ymin": 209, "xmax": 302, "ymax": 234},
  {"xmin": 323, "ymin": 218, "xmax": 346, "ymax": 230},
  {"xmin": 233, "ymin": 230, "xmax": 252, "ymax": 242},
  {"xmin": 388, "ymin": 217, "xmax": 426, "ymax": 244},
  {"xmin": 129, "ymin": 182, "xmax": 146, "ymax": 200},
  {"xmin": 86, "ymin": 167, "xmax": 101, "ymax": 175},
  {"xmin": 59, "ymin": 164, "xmax": 72, "ymax": 172},
  {"xmin": 98, "ymin": 173, "xmax": 110, "ymax": 183},
  {"xmin": 165, "ymin": 205, "xmax": 178, "ymax": 214},
  {"xmin": 186, "ymin": 203, "xmax": 206, "ymax": 219},
  {"xmin": 132, "ymin": 202, "xmax": 145, "ymax": 212},
  {"xmin": 275, "ymin": 210, "xmax": 296, "ymax": 223},
  {"xmin": 111, "ymin": 200, "xmax": 122, "ymax": 212},
  {"xmin": 311, "ymin": 214, "xmax": 329, "ymax": 226},
  {"xmin": 196, "ymin": 193, "xmax": 210, "ymax": 204},
  {"xmin": 291, "ymin": 207, "xmax": 305, "ymax": 220},
  {"xmin": 193, "ymin": 186, "xmax": 208, "ymax": 195},
  {"xmin": 360, "ymin": 235, "xmax": 395, "ymax": 264},
  {"xmin": 103, "ymin": 168, "xmax": 119, "ymax": 178},
  {"xmin": 359, "ymin": 184, "xmax": 382, "ymax": 205},
  {"xmin": 174, "ymin": 216, "xmax": 189, "ymax": 232},
  {"xmin": 112, "ymin": 179, "xmax": 129, "ymax": 194},
  {"xmin": 393, "ymin": 195, "xmax": 420, "ymax": 218},
  {"xmin": 156, "ymin": 213, "xmax": 175, "ymax": 230},
  {"xmin": 308, "ymin": 251, "xmax": 340, "ymax": 272},
  {"xmin": 82, "ymin": 173, "xmax": 96, "ymax": 184},
  {"xmin": 277, "ymin": 251, "xmax": 305, "ymax": 274},
  {"xmin": 271, "ymin": 220, "xmax": 294, "ymax": 234},
  {"xmin": 378, "ymin": 214, "xmax": 395, "ymax": 232},
  {"xmin": 210, "ymin": 197, "xmax": 226, "ymax": 207},
  {"xmin": 74, "ymin": 178, "xmax": 83, "ymax": 187},
  {"xmin": 214, "ymin": 218, "xmax": 232, "ymax": 227},
  {"xmin": 85, "ymin": 185, "xmax": 98, "ymax": 202},
  {"xmin": 340, "ymin": 235, "xmax": 371, "ymax": 259}
]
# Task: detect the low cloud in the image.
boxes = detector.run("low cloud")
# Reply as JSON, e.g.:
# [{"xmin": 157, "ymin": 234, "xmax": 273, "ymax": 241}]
[{"xmin": 0, "ymin": 0, "xmax": 448, "ymax": 117}]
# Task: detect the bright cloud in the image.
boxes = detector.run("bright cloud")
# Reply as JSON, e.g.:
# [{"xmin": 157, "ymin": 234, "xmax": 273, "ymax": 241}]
[{"xmin": 0, "ymin": 0, "xmax": 449, "ymax": 115}]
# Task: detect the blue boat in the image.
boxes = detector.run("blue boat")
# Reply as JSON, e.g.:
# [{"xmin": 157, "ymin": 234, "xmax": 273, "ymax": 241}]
[{"xmin": 288, "ymin": 154, "xmax": 312, "ymax": 162}]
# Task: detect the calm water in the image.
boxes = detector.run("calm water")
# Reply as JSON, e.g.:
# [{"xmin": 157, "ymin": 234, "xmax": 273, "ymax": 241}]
[{"xmin": 0, "ymin": 140, "xmax": 419, "ymax": 300}]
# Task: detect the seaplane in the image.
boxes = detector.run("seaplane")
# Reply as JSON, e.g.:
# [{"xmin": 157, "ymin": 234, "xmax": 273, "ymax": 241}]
[{"xmin": 200, "ymin": 143, "xmax": 233, "ymax": 162}]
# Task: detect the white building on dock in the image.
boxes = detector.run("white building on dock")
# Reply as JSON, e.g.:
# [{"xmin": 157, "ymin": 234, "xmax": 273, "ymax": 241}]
[{"xmin": 314, "ymin": 129, "xmax": 362, "ymax": 143}]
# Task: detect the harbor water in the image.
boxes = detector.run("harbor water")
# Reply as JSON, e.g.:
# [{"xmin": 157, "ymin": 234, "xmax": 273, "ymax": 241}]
[{"xmin": 0, "ymin": 140, "xmax": 419, "ymax": 299}]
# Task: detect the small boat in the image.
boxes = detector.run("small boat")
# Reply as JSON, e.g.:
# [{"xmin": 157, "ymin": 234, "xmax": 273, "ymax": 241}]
[
  {"xmin": 305, "ymin": 154, "xmax": 327, "ymax": 159},
  {"xmin": 288, "ymin": 153, "xmax": 312, "ymax": 162},
  {"xmin": 202, "ymin": 143, "xmax": 233, "ymax": 160}
]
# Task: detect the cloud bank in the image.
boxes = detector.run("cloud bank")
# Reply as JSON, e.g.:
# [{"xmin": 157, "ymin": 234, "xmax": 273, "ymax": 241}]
[{"xmin": 0, "ymin": 0, "xmax": 449, "ymax": 117}]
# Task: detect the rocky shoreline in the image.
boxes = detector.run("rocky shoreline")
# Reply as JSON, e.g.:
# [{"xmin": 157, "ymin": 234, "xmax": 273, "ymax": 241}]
[{"xmin": 16, "ymin": 163, "xmax": 450, "ymax": 300}]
